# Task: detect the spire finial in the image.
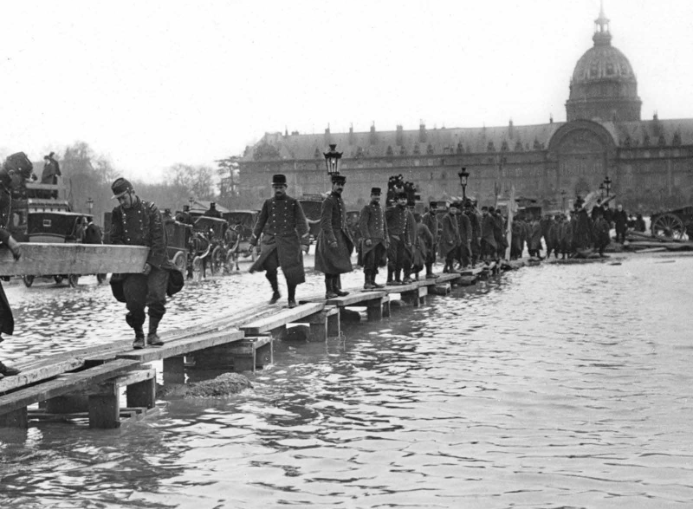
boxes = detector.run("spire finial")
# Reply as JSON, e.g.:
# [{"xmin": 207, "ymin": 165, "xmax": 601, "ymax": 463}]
[{"xmin": 593, "ymin": 0, "xmax": 612, "ymax": 46}]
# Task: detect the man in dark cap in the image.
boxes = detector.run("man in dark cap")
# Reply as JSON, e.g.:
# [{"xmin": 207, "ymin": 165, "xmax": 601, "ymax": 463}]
[
  {"xmin": 0, "ymin": 153, "xmax": 35, "ymax": 376},
  {"xmin": 358, "ymin": 187, "xmax": 389, "ymax": 289},
  {"xmin": 249, "ymin": 174, "xmax": 309, "ymax": 307},
  {"xmin": 203, "ymin": 202, "xmax": 222, "ymax": 218},
  {"xmin": 109, "ymin": 177, "xmax": 183, "ymax": 349},
  {"xmin": 421, "ymin": 201, "xmax": 439, "ymax": 278},
  {"xmin": 315, "ymin": 174, "xmax": 354, "ymax": 298},
  {"xmin": 385, "ymin": 191, "xmax": 414, "ymax": 284},
  {"xmin": 175, "ymin": 204, "xmax": 193, "ymax": 225}
]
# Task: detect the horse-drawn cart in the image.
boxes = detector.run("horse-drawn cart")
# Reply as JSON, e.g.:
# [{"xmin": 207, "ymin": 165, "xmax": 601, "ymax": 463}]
[{"xmin": 650, "ymin": 206, "xmax": 693, "ymax": 241}]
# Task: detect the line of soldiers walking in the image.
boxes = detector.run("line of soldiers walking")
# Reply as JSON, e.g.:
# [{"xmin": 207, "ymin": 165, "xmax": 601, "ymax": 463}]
[{"xmin": 248, "ymin": 173, "xmax": 517, "ymax": 307}]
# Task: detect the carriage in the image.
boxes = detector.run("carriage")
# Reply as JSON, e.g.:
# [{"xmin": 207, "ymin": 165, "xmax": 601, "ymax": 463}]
[
  {"xmin": 223, "ymin": 210, "xmax": 259, "ymax": 268},
  {"xmin": 189, "ymin": 216, "xmax": 229, "ymax": 277},
  {"xmin": 650, "ymin": 206, "xmax": 693, "ymax": 241}
]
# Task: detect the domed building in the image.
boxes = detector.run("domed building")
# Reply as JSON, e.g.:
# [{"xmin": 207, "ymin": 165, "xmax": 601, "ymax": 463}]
[
  {"xmin": 239, "ymin": 6, "xmax": 693, "ymax": 214},
  {"xmin": 566, "ymin": 6, "xmax": 641, "ymax": 122}
]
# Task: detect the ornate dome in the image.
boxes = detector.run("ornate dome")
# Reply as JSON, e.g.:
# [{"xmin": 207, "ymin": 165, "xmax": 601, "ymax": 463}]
[
  {"xmin": 566, "ymin": 4, "xmax": 641, "ymax": 122},
  {"xmin": 572, "ymin": 44, "xmax": 635, "ymax": 83}
]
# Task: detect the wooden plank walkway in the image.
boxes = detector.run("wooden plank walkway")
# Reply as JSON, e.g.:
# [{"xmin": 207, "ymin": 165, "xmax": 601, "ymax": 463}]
[{"xmin": 0, "ymin": 260, "xmax": 537, "ymax": 429}]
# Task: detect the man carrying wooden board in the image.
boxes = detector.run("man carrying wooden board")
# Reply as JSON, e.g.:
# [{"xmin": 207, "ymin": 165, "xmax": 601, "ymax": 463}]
[
  {"xmin": 109, "ymin": 178, "xmax": 183, "ymax": 349},
  {"xmin": 0, "ymin": 153, "xmax": 36, "ymax": 377}
]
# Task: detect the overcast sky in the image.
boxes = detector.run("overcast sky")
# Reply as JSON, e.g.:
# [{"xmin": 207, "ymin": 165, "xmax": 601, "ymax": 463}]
[{"xmin": 1, "ymin": 0, "xmax": 691, "ymax": 183}]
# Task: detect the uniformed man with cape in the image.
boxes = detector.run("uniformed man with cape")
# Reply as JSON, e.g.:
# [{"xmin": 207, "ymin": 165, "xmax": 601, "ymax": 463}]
[{"xmin": 249, "ymin": 174, "xmax": 309, "ymax": 308}]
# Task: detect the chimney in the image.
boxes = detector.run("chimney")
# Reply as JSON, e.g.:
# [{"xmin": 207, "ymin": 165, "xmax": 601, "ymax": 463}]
[
  {"xmin": 348, "ymin": 124, "xmax": 355, "ymax": 145},
  {"xmin": 508, "ymin": 119, "xmax": 514, "ymax": 139},
  {"xmin": 369, "ymin": 122, "xmax": 377, "ymax": 145},
  {"xmin": 396, "ymin": 125, "xmax": 404, "ymax": 146},
  {"xmin": 419, "ymin": 120, "xmax": 427, "ymax": 143}
]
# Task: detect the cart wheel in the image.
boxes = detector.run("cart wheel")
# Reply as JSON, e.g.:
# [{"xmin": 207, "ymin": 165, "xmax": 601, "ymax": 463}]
[
  {"xmin": 68, "ymin": 274, "xmax": 80, "ymax": 288},
  {"xmin": 53, "ymin": 275, "xmax": 64, "ymax": 285},
  {"xmin": 23, "ymin": 275, "xmax": 34, "ymax": 288},
  {"xmin": 211, "ymin": 246, "xmax": 225, "ymax": 275},
  {"xmin": 96, "ymin": 274, "xmax": 107, "ymax": 285},
  {"xmin": 172, "ymin": 251, "xmax": 187, "ymax": 273},
  {"xmin": 651, "ymin": 213, "xmax": 687, "ymax": 240}
]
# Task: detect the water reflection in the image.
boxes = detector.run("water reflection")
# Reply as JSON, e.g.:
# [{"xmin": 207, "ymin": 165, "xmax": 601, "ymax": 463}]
[{"xmin": 2, "ymin": 257, "xmax": 693, "ymax": 507}]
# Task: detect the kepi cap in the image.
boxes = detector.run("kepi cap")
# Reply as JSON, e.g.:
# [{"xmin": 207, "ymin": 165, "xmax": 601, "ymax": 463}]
[
  {"xmin": 272, "ymin": 174, "xmax": 287, "ymax": 185},
  {"xmin": 111, "ymin": 177, "xmax": 133, "ymax": 199}
]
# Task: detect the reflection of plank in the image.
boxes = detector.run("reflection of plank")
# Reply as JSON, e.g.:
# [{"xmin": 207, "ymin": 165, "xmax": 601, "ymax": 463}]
[{"xmin": 0, "ymin": 244, "xmax": 149, "ymax": 276}]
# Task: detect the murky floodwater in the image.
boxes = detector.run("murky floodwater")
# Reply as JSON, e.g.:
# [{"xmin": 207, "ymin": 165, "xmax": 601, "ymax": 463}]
[{"xmin": 1, "ymin": 255, "xmax": 693, "ymax": 508}]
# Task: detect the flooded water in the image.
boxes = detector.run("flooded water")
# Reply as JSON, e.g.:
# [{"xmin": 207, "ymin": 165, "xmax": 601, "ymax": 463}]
[{"xmin": 1, "ymin": 255, "xmax": 693, "ymax": 508}]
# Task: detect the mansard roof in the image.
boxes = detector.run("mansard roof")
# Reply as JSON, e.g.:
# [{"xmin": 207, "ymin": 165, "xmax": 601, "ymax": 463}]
[
  {"xmin": 610, "ymin": 118, "xmax": 693, "ymax": 147},
  {"xmin": 243, "ymin": 117, "xmax": 693, "ymax": 162},
  {"xmin": 244, "ymin": 122, "xmax": 564, "ymax": 161}
]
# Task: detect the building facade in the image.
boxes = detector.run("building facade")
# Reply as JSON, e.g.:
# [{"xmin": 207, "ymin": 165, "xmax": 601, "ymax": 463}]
[{"xmin": 239, "ymin": 8, "xmax": 693, "ymax": 214}]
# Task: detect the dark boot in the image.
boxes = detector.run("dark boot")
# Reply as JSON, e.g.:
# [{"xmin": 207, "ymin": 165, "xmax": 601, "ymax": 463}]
[
  {"xmin": 364, "ymin": 272, "xmax": 375, "ymax": 290},
  {"xmin": 325, "ymin": 275, "xmax": 338, "ymax": 299},
  {"xmin": 127, "ymin": 313, "xmax": 145, "ymax": 349},
  {"xmin": 334, "ymin": 275, "xmax": 349, "ymax": 296},
  {"xmin": 267, "ymin": 272, "xmax": 281, "ymax": 304},
  {"xmin": 147, "ymin": 316, "xmax": 164, "ymax": 347},
  {"xmin": 287, "ymin": 283, "xmax": 297, "ymax": 308},
  {"xmin": 0, "ymin": 360, "xmax": 21, "ymax": 376},
  {"xmin": 387, "ymin": 268, "xmax": 393, "ymax": 284}
]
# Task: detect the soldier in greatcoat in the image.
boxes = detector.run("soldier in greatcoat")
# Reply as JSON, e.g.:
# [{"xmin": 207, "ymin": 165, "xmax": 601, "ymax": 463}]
[
  {"xmin": 439, "ymin": 202, "xmax": 461, "ymax": 273},
  {"xmin": 249, "ymin": 174, "xmax": 309, "ymax": 308},
  {"xmin": 455, "ymin": 201, "xmax": 472, "ymax": 269},
  {"xmin": 413, "ymin": 213, "xmax": 434, "ymax": 280},
  {"xmin": 465, "ymin": 200, "xmax": 482, "ymax": 267},
  {"xmin": 109, "ymin": 178, "xmax": 184, "ymax": 349},
  {"xmin": 385, "ymin": 191, "xmax": 413, "ymax": 285},
  {"xmin": 358, "ymin": 187, "xmax": 389, "ymax": 290},
  {"xmin": 480, "ymin": 206, "xmax": 497, "ymax": 263},
  {"xmin": 315, "ymin": 174, "xmax": 354, "ymax": 299},
  {"xmin": 421, "ymin": 201, "xmax": 439, "ymax": 278},
  {"xmin": 0, "ymin": 154, "xmax": 35, "ymax": 376}
]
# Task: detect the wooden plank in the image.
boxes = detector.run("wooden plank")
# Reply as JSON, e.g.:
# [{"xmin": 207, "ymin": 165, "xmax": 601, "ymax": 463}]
[
  {"xmin": 0, "ymin": 358, "xmax": 85, "ymax": 394},
  {"xmin": 117, "ymin": 329, "xmax": 245, "ymax": 363},
  {"xmin": 239, "ymin": 303, "xmax": 325, "ymax": 335},
  {"xmin": 435, "ymin": 273, "xmax": 462, "ymax": 284},
  {"xmin": 0, "ymin": 244, "xmax": 149, "ymax": 276},
  {"xmin": 0, "ymin": 359, "xmax": 139, "ymax": 416},
  {"xmin": 383, "ymin": 281, "xmax": 422, "ymax": 293},
  {"xmin": 324, "ymin": 291, "xmax": 387, "ymax": 307}
]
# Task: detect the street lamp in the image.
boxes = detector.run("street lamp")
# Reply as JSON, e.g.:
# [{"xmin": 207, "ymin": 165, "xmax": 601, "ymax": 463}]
[
  {"xmin": 458, "ymin": 167, "xmax": 470, "ymax": 201},
  {"xmin": 323, "ymin": 144, "xmax": 343, "ymax": 175},
  {"xmin": 560, "ymin": 189, "xmax": 566, "ymax": 211},
  {"xmin": 599, "ymin": 182, "xmax": 605, "ymax": 199},
  {"xmin": 87, "ymin": 197, "xmax": 94, "ymax": 214},
  {"xmin": 603, "ymin": 176, "xmax": 612, "ymax": 196}
]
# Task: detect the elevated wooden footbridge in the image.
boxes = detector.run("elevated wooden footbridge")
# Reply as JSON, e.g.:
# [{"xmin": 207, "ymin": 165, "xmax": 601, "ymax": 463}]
[{"xmin": 0, "ymin": 243, "xmax": 505, "ymax": 430}]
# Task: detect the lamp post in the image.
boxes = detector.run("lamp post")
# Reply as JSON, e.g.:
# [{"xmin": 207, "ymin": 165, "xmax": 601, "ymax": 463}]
[
  {"xmin": 188, "ymin": 196, "xmax": 195, "ymax": 211},
  {"xmin": 458, "ymin": 167, "xmax": 470, "ymax": 202},
  {"xmin": 560, "ymin": 189, "xmax": 566, "ymax": 211},
  {"xmin": 603, "ymin": 176, "xmax": 612, "ymax": 197},
  {"xmin": 87, "ymin": 197, "xmax": 94, "ymax": 214},
  {"xmin": 323, "ymin": 144, "xmax": 343, "ymax": 176},
  {"xmin": 599, "ymin": 183, "xmax": 605, "ymax": 199}
]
